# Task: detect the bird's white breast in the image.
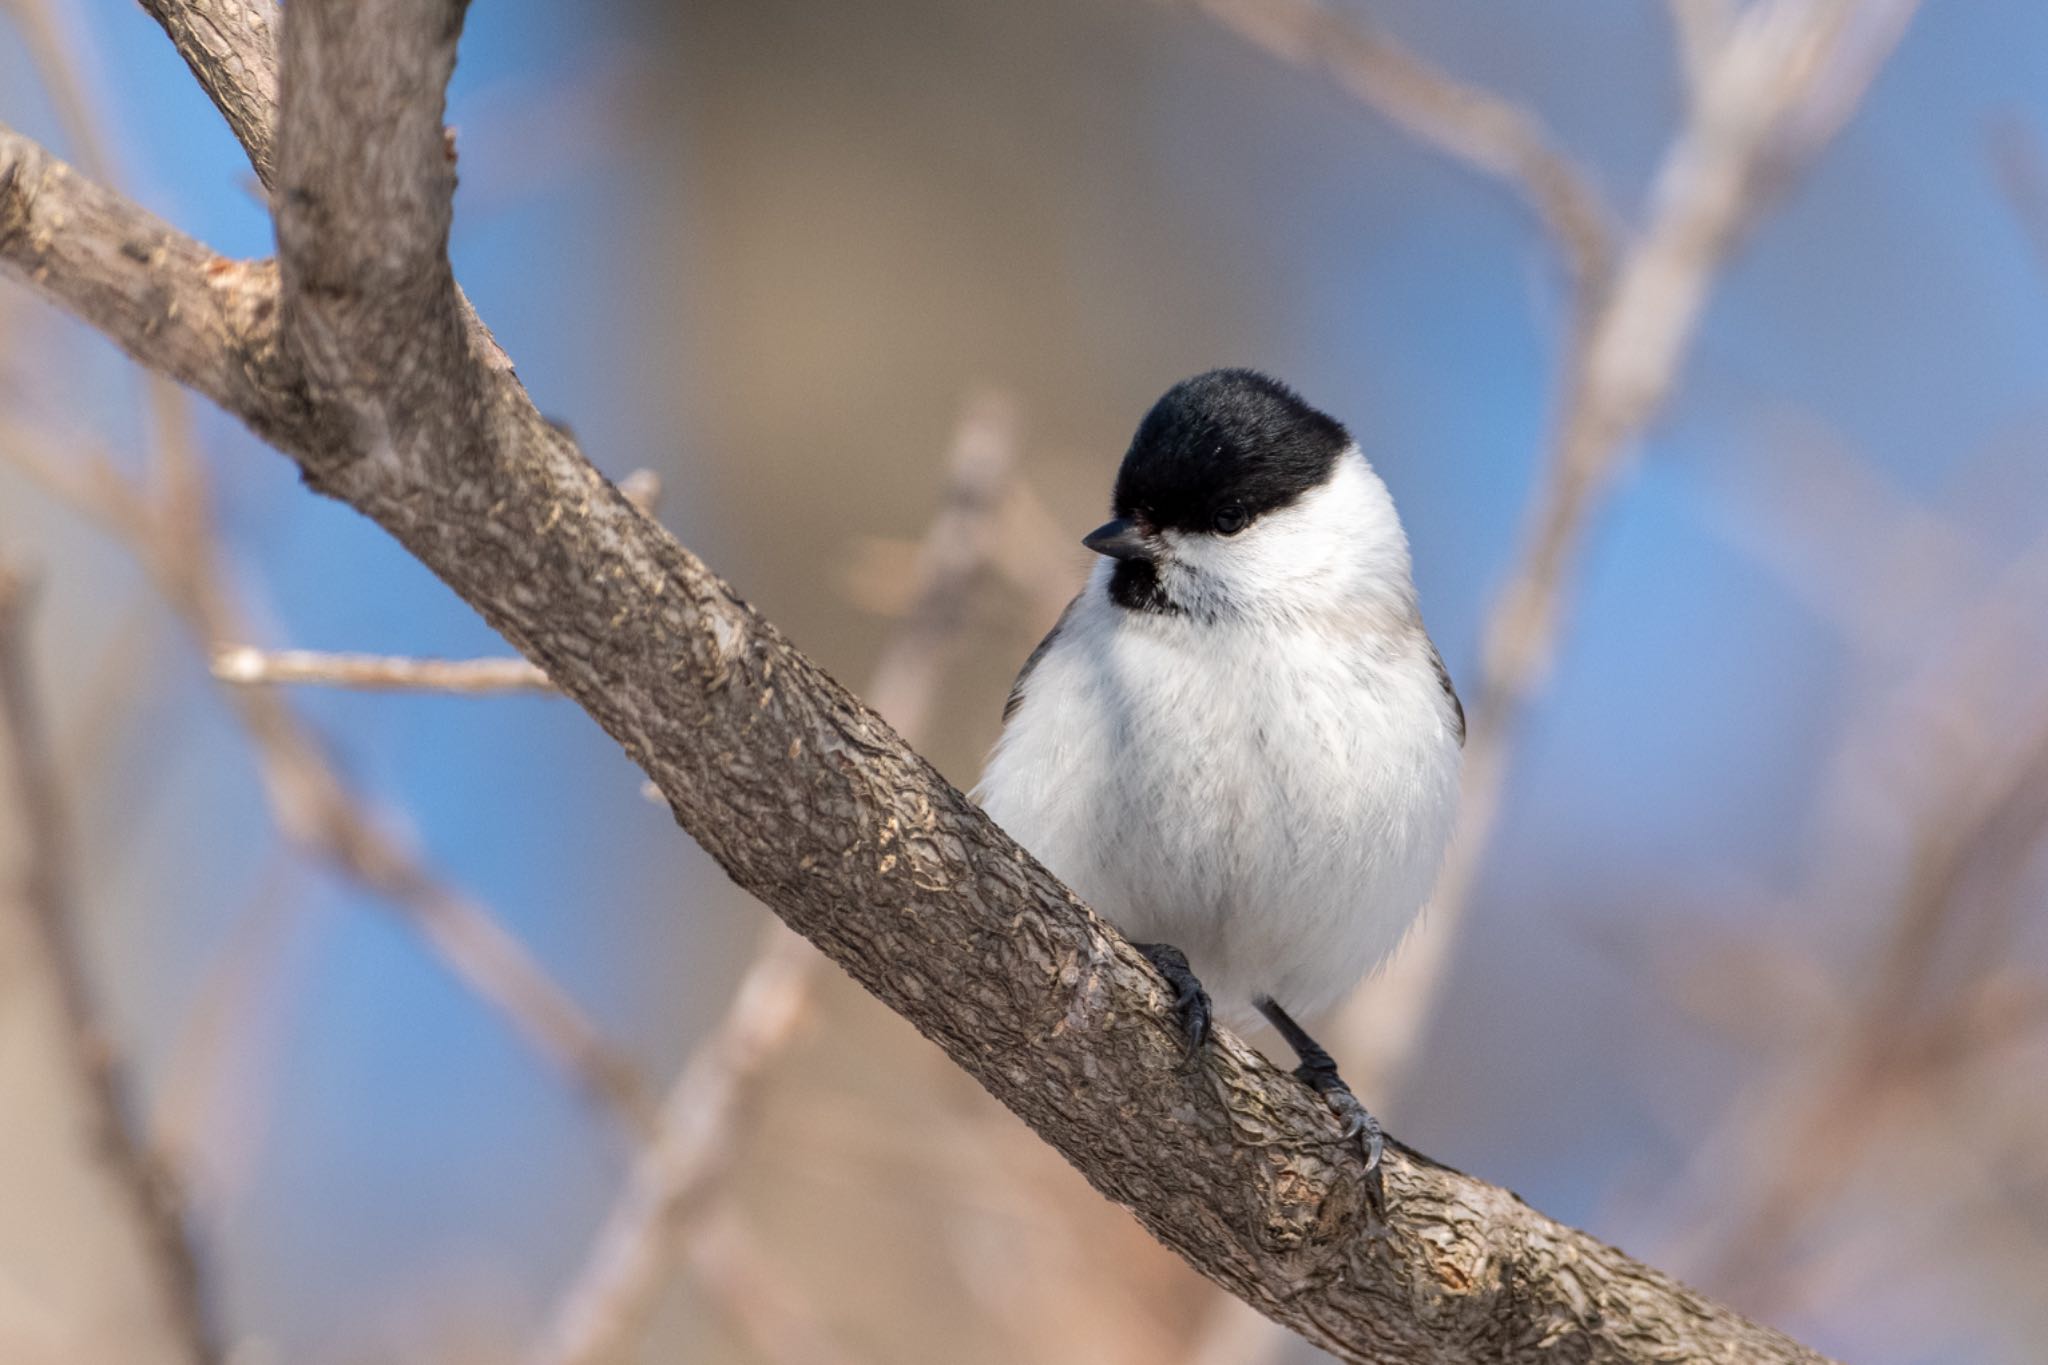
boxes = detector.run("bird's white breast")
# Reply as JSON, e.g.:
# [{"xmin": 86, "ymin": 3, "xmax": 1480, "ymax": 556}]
[{"xmin": 976, "ymin": 584, "xmax": 1463, "ymax": 1027}]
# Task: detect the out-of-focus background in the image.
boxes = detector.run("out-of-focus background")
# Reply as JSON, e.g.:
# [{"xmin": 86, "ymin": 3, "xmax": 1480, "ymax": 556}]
[{"xmin": 2, "ymin": 1, "xmax": 2045, "ymax": 1362}]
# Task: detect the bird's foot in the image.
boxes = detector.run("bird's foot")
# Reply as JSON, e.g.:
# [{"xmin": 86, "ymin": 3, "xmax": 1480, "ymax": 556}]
[
  {"xmin": 1135, "ymin": 941, "xmax": 1211, "ymax": 1058},
  {"xmin": 1296, "ymin": 1062, "xmax": 1387, "ymax": 1222},
  {"xmin": 1257, "ymin": 996, "xmax": 1388, "ymax": 1224}
]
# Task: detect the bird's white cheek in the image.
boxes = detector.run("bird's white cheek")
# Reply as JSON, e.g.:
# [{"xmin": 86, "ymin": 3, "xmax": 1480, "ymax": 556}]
[
  {"xmin": 1163, "ymin": 527, "xmax": 1267, "ymax": 571},
  {"xmin": 1165, "ymin": 524, "xmax": 1335, "ymax": 611}
]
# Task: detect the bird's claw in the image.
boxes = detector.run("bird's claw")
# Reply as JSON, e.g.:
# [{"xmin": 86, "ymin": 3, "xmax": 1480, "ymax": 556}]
[
  {"xmin": 1136, "ymin": 942, "xmax": 1211, "ymax": 1059},
  {"xmin": 1297, "ymin": 1065, "xmax": 1387, "ymax": 1223}
]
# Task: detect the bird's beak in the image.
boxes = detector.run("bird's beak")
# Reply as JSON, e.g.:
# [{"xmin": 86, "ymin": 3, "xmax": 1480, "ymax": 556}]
[{"xmin": 1083, "ymin": 518, "xmax": 1152, "ymax": 561}]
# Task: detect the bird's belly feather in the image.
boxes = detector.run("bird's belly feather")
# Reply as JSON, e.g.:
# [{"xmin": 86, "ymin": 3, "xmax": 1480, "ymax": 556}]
[{"xmin": 975, "ymin": 606, "xmax": 1461, "ymax": 1028}]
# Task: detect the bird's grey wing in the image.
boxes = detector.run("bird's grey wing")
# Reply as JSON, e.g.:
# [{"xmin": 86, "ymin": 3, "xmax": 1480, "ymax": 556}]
[
  {"xmin": 1427, "ymin": 637, "xmax": 1466, "ymax": 747},
  {"xmin": 1003, "ymin": 593, "xmax": 1081, "ymax": 722}
]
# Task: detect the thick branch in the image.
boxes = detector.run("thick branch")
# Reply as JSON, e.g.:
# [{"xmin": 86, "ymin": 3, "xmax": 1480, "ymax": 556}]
[
  {"xmin": 273, "ymin": 0, "xmax": 479, "ymax": 479},
  {"xmin": 0, "ymin": 128, "xmax": 286, "ymax": 430},
  {"xmin": 0, "ymin": 14, "xmax": 1834, "ymax": 1362},
  {"xmin": 137, "ymin": 0, "xmax": 281, "ymax": 188}
]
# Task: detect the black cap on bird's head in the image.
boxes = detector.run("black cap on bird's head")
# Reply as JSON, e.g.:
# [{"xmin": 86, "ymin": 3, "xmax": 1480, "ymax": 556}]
[
  {"xmin": 1083, "ymin": 368, "xmax": 1351, "ymax": 562},
  {"xmin": 1082, "ymin": 371, "xmax": 1358, "ymax": 615}
]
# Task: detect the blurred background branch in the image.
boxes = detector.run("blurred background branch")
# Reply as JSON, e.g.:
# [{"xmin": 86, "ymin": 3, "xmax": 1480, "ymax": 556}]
[
  {"xmin": 1990, "ymin": 115, "xmax": 2048, "ymax": 280},
  {"xmin": 211, "ymin": 648, "xmax": 553, "ymax": 694},
  {"xmin": 1187, "ymin": 0, "xmax": 1616, "ymax": 307},
  {"xmin": 0, "ymin": 565, "xmax": 215, "ymax": 1364},
  {"xmin": 1376, "ymin": 0, "xmax": 1920, "ymax": 1106},
  {"xmin": 536, "ymin": 390, "xmax": 1024, "ymax": 1365},
  {"xmin": 0, "ymin": 372, "xmax": 658, "ymax": 1147}
]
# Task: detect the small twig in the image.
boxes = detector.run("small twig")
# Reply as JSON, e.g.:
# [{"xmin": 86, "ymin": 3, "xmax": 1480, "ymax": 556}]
[
  {"xmin": 10, "ymin": 0, "xmax": 660, "ymax": 1182},
  {"xmin": 1189, "ymin": 0, "xmax": 1615, "ymax": 305},
  {"xmin": 205, "ymin": 461, "xmax": 662, "ymax": 693},
  {"xmin": 1665, "ymin": 0, "xmax": 1736, "ymax": 105},
  {"xmin": 0, "ymin": 565, "xmax": 218, "ymax": 1363},
  {"xmin": 212, "ymin": 645, "xmax": 552, "ymax": 693},
  {"xmin": 148, "ymin": 852, "xmax": 306, "ymax": 1202},
  {"xmin": 861, "ymin": 388, "xmax": 1021, "ymax": 727},
  {"xmin": 533, "ymin": 927, "xmax": 817, "ymax": 1365},
  {"xmin": 0, "ymin": 0, "xmax": 119, "ymax": 176},
  {"xmin": 0, "ymin": 0, "xmax": 641, "ymax": 1142},
  {"xmin": 1989, "ymin": 115, "xmax": 2048, "ymax": 284},
  {"xmin": 1460, "ymin": 0, "xmax": 1916, "ymax": 923},
  {"xmin": 618, "ymin": 467, "xmax": 661, "ymax": 514}
]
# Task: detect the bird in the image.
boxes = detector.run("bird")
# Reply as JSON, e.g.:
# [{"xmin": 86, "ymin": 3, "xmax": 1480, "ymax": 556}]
[{"xmin": 973, "ymin": 368, "xmax": 1463, "ymax": 1195}]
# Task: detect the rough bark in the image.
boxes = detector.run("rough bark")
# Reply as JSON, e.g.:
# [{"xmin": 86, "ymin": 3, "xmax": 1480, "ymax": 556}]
[
  {"xmin": 0, "ymin": 3, "xmax": 1835, "ymax": 1360},
  {"xmin": 136, "ymin": 0, "xmax": 281, "ymax": 189}
]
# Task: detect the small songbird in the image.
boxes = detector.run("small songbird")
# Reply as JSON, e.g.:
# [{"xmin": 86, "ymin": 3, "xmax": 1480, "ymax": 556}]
[{"xmin": 975, "ymin": 369, "xmax": 1463, "ymax": 1186}]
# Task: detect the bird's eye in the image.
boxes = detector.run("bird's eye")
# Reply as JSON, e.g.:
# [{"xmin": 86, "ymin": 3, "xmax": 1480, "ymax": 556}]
[{"xmin": 1212, "ymin": 505, "xmax": 1249, "ymax": 536}]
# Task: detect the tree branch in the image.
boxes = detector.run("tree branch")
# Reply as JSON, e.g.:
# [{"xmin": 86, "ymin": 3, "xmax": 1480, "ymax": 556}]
[
  {"xmin": 0, "ymin": 567, "xmax": 218, "ymax": 1364},
  {"xmin": 273, "ymin": 0, "xmax": 478, "ymax": 465},
  {"xmin": 0, "ymin": 129, "xmax": 286, "ymax": 429},
  {"xmin": 1457, "ymin": 0, "xmax": 1919, "ymax": 928},
  {"xmin": 205, "ymin": 466, "xmax": 671, "ymax": 695},
  {"xmin": 538, "ymin": 388, "xmax": 1027, "ymax": 1365},
  {"xmin": 1189, "ymin": 0, "xmax": 1615, "ymax": 303},
  {"xmin": 136, "ymin": 0, "xmax": 281, "ymax": 189},
  {"xmin": 0, "ymin": 4, "xmax": 1838, "ymax": 1358},
  {"xmin": 211, "ymin": 646, "xmax": 552, "ymax": 692},
  {"xmin": 535, "ymin": 926, "xmax": 816, "ymax": 1365}
]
